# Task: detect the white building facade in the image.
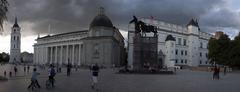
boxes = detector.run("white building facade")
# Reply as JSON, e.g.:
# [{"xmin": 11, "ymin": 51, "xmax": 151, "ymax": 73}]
[
  {"xmin": 128, "ymin": 18, "xmax": 212, "ymax": 68},
  {"xmin": 9, "ymin": 17, "xmax": 21, "ymax": 63},
  {"xmin": 33, "ymin": 8, "xmax": 125, "ymax": 67}
]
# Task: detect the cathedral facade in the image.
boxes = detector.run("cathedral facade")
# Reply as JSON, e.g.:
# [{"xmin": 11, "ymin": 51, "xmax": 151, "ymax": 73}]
[
  {"xmin": 33, "ymin": 8, "xmax": 125, "ymax": 67},
  {"xmin": 128, "ymin": 18, "xmax": 212, "ymax": 68}
]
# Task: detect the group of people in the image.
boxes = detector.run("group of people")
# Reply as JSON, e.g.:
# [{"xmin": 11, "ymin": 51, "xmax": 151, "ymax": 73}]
[
  {"xmin": 212, "ymin": 66, "xmax": 227, "ymax": 80},
  {"xmin": 3, "ymin": 65, "xmax": 30, "ymax": 77},
  {"xmin": 27, "ymin": 63, "xmax": 100, "ymax": 91},
  {"xmin": 27, "ymin": 64, "xmax": 56, "ymax": 90},
  {"xmin": 212, "ymin": 66, "xmax": 220, "ymax": 80}
]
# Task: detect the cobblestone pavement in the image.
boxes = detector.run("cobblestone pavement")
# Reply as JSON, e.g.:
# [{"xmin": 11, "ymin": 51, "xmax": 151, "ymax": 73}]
[{"xmin": 0, "ymin": 64, "xmax": 240, "ymax": 92}]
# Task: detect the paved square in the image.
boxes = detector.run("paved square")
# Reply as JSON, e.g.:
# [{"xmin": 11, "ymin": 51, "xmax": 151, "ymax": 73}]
[{"xmin": 0, "ymin": 64, "xmax": 240, "ymax": 92}]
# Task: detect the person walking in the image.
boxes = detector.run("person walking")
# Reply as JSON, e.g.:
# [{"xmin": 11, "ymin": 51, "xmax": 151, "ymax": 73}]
[
  {"xmin": 223, "ymin": 66, "xmax": 227, "ymax": 75},
  {"xmin": 28, "ymin": 68, "xmax": 41, "ymax": 90},
  {"xmin": 67, "ymin": 62, "xmax": 72, "ymax": 76},
  {"xmin": 9, "ymin": 71, "xmax": 12, "ymax": 77},
  {"xmin": 14, "ymin": 66, "xmax": 18, "ymax": 76},
  {"xmin": 4, "ymin": 71, "xmax": 6, "ymax": 77},
  {"xmin": 216, "ymin": 67, "xmax": 220, "ymax": 80},
  {"xmin": 90, "ymin": 63, "xmax": 100, "ymax": 91},
  {"xmin": 27, "ymin": 65, "xmax": 30, "ymax": 73},
  {"xmin": 213, "ymin": 66, "xmax": 217, "ymax": 80},
  {"xmin": 48, "ymin": 64, "xmax": 56, "ymax": 87},
  {"xmin": 24, "ymin": 66, "xmax": 26, "ymax": 73}
]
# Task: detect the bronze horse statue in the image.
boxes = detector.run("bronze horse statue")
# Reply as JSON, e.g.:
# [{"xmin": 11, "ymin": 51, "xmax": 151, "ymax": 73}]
[{"xmin": 129, "ymin": 16, "xmax": 157, "ymax": 33}]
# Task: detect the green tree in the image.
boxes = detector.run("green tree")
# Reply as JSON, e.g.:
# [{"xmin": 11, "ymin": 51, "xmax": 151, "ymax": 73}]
[
  {"xmin": 217, "ymin": 34, "xmax": 231, "ymax": 65},
  {"xmin": 228, "ymin": 32, "xmax": 240, "ymax": 68},
  {"xmin": 0, "ymin": 53, "xmax": 2, "ymax": 63},
  {"xmin": 208, "ymin": 34, "xmax": 231, "ymax": 65},
  {"xmin": 0, "ymin": 0, "xmax": 9, "ymax": 32}
]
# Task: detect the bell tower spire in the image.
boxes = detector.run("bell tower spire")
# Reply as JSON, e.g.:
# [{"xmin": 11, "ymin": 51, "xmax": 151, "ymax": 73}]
[
  {"xmin": 15, "ymin": 17, "xmax": 17, "ymax": 24},
  {"xmin": 13, "ymin": 16, "xmax": 20, "ymax": 28}
]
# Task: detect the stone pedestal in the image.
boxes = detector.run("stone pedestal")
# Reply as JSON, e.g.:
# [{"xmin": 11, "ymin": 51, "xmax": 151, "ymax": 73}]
[{"xmin": 132, "ymin": 33, "xmax": 158, "ymax": 70}]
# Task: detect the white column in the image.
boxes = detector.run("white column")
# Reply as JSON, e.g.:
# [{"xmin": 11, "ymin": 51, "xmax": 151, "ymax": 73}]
[
  {"xmin": 39, "ymin": 47, "xmax": 41, "ymax": 65},
  {"xmin": 60, "ymin": 46, "xmax": 63, "ymax": 65},
  {"xmin": 37, "ymin": 47, "xmax": 40, "ymax": 65},
  {"xmin": 78, "ymin": 44, "xmax": 81, "ymax": 66},
  {"xmin": 66, "ymin": 45, "xmax": 69, "ymax": 64},
  {"xmin": 41, "ymin": 47, "xmax": 44, "ymax": 65},
  {"xmin": 46, "ymin": 47, "xmax": 49, "ymax": 64},
  {"xmin": 72, "ymin": 45, "xmax": 75, "ymax": 65},
  {"xmin": 45, "ymin": 47, "xmax": 47, "ymax": 64},
  {"xmin": 55, "ymin": 46, "xmax": 57, "ymax": 64},
  {"xmin": 33, "ymin": 47, "xmax": 36, "ymax": 64},
  {"xmin": 36, "ymin": 47, "xmax": 38, "ymax": 64},
  {"xmin": 50, "ymin": 47, "xmax": 53, "ymax": 64}
]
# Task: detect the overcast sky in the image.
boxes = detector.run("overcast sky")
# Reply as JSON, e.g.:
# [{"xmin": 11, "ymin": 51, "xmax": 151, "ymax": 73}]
[{"xmin": 0, "ymin": 0, "xmax": 240, "ymax": 53}]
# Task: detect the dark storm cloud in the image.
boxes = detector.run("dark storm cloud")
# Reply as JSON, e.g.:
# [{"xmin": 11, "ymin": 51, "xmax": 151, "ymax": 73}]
[{"xmin": 7, "ymin": 0, "xmax": 235, "ymax": 36}]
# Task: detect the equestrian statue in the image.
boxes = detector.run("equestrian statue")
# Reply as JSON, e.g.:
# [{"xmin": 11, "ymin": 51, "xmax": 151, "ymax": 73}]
[{"xmin": 129, "ymin": 16, "xmax": 157, "ymax": 34}]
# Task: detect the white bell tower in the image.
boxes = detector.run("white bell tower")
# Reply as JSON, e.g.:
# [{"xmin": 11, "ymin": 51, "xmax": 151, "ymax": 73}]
[{"xmin": 9, "ymin": 17, "xmax": 21, "ymax": 63}]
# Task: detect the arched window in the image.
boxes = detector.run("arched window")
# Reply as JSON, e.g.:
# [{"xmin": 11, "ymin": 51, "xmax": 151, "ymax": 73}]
[{"xmin": 13, "ymin": 36, "xmax": 15, "ymax": 40}]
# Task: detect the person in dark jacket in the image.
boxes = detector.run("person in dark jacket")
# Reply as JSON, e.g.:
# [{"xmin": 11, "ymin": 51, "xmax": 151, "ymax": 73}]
[{"xmin": 90, "ymin": 63, "xmax": 100, "ymax": 90}]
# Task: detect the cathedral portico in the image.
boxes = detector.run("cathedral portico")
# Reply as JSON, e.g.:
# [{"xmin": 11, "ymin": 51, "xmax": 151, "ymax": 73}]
[
  {"xmin": 34, "ymin": 7, "xmax": 124, "ymax": 67},
  {"xmin": 34, "ymin": 42, "xmax": 84, "ymax": 66}
]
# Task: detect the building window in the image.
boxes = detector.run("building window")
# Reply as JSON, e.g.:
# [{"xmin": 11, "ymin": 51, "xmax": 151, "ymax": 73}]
[
  {"xmin": 185, "ymin": 60, "xmax": 187, "ymax": 64},
  {"xmin": 13, "ymin": 36, "xmax": 15, "ymax": 40},
  {"xmin": 17, "ymin": 36, "xmax": 19, "ymax": 41},
  {"xmin": 93, "ymin": 43, "xmax": 100, "ymax": 58},
  {"xmin": 185, "ymin": 51, "xmax": 187, "ymax": 55},
  {"xmin": 14, "ymin": 45, "xmax": 15, "ymax": 48},
  {"xmin": 175, "ymin": 49, "xmax": 178, "ymax": 55},
  {"xmin": 183, "ymin": 39, "xmax": 187, "ymax": 46},
  {"xmin": 206, "ymin": 53, "xmax": 208, "ymax": 57},
  {"xmin": 96, "ymin": 31, "xmax": 100, "ymax": 36},
  {"xmin": 181, "ymin": 60, "xmax": 183, "ymax": 63},
  {"xmin": 175, "ymin": 60, "xmax": 178, "ymax": 63},
  {"xmin": 200, "ymin": 42, "xmax": 203, "ymax": 48},
  {"xmin": 14, "ymin": 29, "xmax": 16, "ymax": 32},
  {"xmin": 178, "ymin": 38, "xmax": 182, "ymax": 45},
  {"xmin": 200, "ymin": 52, "xmax": 202, "ymax": 57},
  {"xmin": 205, "ymin": 61, "xmax": 208, "ymax": 64},
  {"xmin": 200, "ymin": 60, "xmax": 202, "ymax": 64},
  {"xmin": 181, "ymin": 50, "xmax": 183, "ymax": 55}
]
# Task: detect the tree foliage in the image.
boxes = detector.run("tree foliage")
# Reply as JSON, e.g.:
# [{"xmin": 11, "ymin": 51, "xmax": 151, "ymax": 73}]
[
  {"xmin": 208, "ymin": 33, "xmax": 240, "ymax": 68},
  {"xmin": 0, "ymin": 0, "xmax": 9, "ymax": 32},
  {"xmin": 0, "ymin": 52, "xmax": 9, "ymax": 63}
]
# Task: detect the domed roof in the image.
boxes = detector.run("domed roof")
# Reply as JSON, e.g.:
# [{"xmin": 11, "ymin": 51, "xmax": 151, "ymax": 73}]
[
  {"xmin": 165, "ymin": 35, "xmax": 176, "ymax": 41},
  {"xmin": 90, "ymin": 7, "xmax": 113, "ymax": 28},
  {"xmin": 90, "ymin": 14, "xmax": 113, "ymax": 28}
]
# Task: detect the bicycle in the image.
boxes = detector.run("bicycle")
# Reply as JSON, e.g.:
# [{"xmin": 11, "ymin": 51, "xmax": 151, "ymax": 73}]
[{"xmin": 46, "ymin": 78, "xmax": 55, "ymax": 89}]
